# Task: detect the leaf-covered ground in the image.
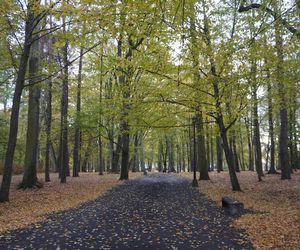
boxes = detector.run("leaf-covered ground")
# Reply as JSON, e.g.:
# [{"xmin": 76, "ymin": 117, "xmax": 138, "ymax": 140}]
[
  {"xmin": 179, "ymin": 171, "xmax": 300, "ymax": 249},
  {"xmin": 0, "ymin": 172, "xmax": 142, "ymax": 233},
  {"xmin": 0, "ymin": 174, "xmax": 252, "ymax": 249}
]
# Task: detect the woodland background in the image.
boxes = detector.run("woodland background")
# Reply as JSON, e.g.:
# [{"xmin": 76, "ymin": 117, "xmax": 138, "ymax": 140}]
[{"xmin": 0, "ymin": 0, "xmax": 299, "ymax": 207}]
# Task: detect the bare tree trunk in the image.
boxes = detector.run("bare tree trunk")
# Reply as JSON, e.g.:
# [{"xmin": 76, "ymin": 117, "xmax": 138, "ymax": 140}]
[
  {"xmin": 176, "ymin": 144, "xmax": 180, "ymax": 173},
  {"xmin": 98, "ymin": 53, "xmax": 104, "ymax": 175},
  {"xmin": 238, "ymin": 122, "xmax": 246, "ymax": 171},
  {"xmin": 132, "ymin": 133, "xmax": 139, "ymax": 172},
  {"xmin": 273, "ymin": 1, "xmax": 290, "ymax": 180},
  {"xmin": 81, "ymin": 142, "xmax": 92, "ymax": 172},
  {"xmin": 19, "ymin": 32, "xmax": 42, "ymax": 189},
  {"xmin": 265, "ymin": 59, "xmax": 277, "ymax": 174},
  {"xmin": 140, "ymin": 132, "xmax": 145, "ymax": 173},
  {"xmin": 60, "ymin": 20, "xmax": 69, "ymax": 183},
  {"xmin": 206, "ymin": 124, "xmax": 211, "ymax": 172},
  {"xmin": 289, "ymin": 94, "xmax": 297, "ymax": 171},
  {"xmin": 251, "ymin": 58, "xmax": 263, "ymax": 181},
  {"xmin": 245, "ymin": 117, "xmax": 254, "ymax": 171},
  {"xmin": 196, "ymin": 112, "xmax": 209, "ymax": 180},
  {"xmin": 219, "ymin": 123, "xmax": 241, "ymax": 190},
  {"xmin": 157, "ymin": 139, "xmax": 163, "ymax": 172},
  {"xmin": 188, "ymin": 121, "xmax": 192, "ymax": 172},
  {"xmin": 148, "ymin": 146, "xmax": 154, "ymax": 172},
  {"xmin": 182, "ymin": 139, "xmax": 186, "ymax": 172},
  {"xmin": 119, "ymin": 35, "xmax": 130, "ymax": 180},
  {"xmin": 73, "ymin": 47, "xmax": 83, "ymax": 177},
  {"xmin": 230, "ymin": 130, "xmax": 240, "ymax": 173},
  {"xmin": 216, "ymin": 136, "xmax": 223, "ymax": 172},
  {"xmin": 44, "ymin": 5, "xmax": 53, "ymax": 183},
  {"xmin": 112, "ymin": 135, "xmax": 122, "ymax": 173},
  {"xmin": 210, "ymin": 125, "xmax": 214, "ymax": 171},
  {"xmin": 0, "ymin": 0, "xmax": 39, "ymax": 202},
  {"xmin": 45, "ymin": 77, "xmax": 52, "ymax": 182}
]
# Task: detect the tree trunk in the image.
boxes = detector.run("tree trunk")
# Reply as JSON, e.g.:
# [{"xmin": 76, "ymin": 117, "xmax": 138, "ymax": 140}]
[
  {"xmin": 118, "ymin": 35, "xmax": 130, "ymax": 180},
  {"xmin": 216, "ymin": 136, "xmax": 223, "ymax": 172},
  {"xmin": 196, "ymin": 112, "xmax": 209, "ymax": 180},
  {"xmin": 44, "ymin": 11, "xmax": 53, "ymax": 183},
  {"xmin": 245, "ymin": 117, "xmax": 254, "ymax": 171},
  {"xmin": 132, "ymin": 133, "xmax": 139, "ymax": 172},
  {"xmin": 188, "ymin": 122, "xmax": 192, "ymax": 172},
  {"xmin": 239, "ymin": 123, "xmax": 246, "ymax": 171},
  {"xmin": 148, "ymin": 146, "xmax": 154, "ymax": 172},
  {"xmin": 140, "ymin": 133, "xmax": 145, "ymax": 173},
  {"xmin": 45, "ymin": 77, "xmax": 52, "ymax": 182},
  {"xmin": 167, "ymin": 135, "xmax": 175, "ymax": 172},
  {"xmin": 266, "ymin": 60, "xmax": 277, "ymax": 174},
  {"xmin": 230, "ymin": 130, "xmax": 240, "ymax": 173},
  {"xmin": 289, "ymin": 96, "xmax": 297, "ymax": 171},
  {"xmin": 176, "ymin": 144, "xmax": 180, "ymax": 173},
  {"xmin": 273, "ymin": 1, "xmax": 290, "ymax": 180},
  {"xmin": 206, "ymin": 125, "xmax": 211, "ymax": 172},
  {"xmin": 210, "ymin": 126, "xmax": 214, "ymax": 171},
  {"xmin": 112, "ymin": 135, "xmax": 122, "ymax": 173},
  {"xmin": 182, "ymin": 140, "xmax": 186, "ymax": 172},
  {"xmin": 219, "ymin": 123, "xmax": 241, "ymax": 191},
  {"xmin": 98, "ymin": 53, "xmax": 104, "ymax": 175},
  {"xmin": 251, "ymin": 58, "xmax": 263, "ymax": 181},
  {"xmin": 157, "ymin": 139, "xmax": 163, "ymax": 172},
  {"xmin": 19, "ymin": 33, "xmax": 41, "ymax": 189},
  {"xmin": 60, "ymin": 22, "xmax": 69, "ymax": 183},
  {"xmin": 0, "ymin": 0, "xmax": 38, "ymax": 202},
  {"xmin": 120, "ymin": 126, "xmax": 130, "ymax": 180},
  {"xmin": 73, "ymin": 47, "xmax": 83, "ymax": 178},
  {"xmin": 81, "ymin": 145, "xmax": 91, "ymax": 172}
]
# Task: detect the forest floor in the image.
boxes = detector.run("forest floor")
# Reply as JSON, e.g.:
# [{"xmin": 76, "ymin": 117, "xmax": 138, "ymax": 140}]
[
  {"xmin": 0, "ymin": 171, "xmax": 299, "ymax": 249},
  {"xmin": 179, "ymin": 171, "xmax": 300, "ymax": 249},
  {"xmin": 0, "ymin": 174, "xmax": 252, "ymax": 249},
  {"xmin": 0, "ymin": 172, "xmax": 143, "ymax": 233}
]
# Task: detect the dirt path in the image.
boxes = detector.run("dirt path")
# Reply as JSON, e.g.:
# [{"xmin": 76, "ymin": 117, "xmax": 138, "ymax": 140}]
[{"xmin": 0, "ymin": 174, "xmax": 252, "ymax": 249}]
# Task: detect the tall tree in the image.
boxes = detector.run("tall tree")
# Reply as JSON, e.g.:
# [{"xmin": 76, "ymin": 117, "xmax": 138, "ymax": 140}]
[
  {"xmin": 19, "ymin": 24, "xmax": 42, "ymax": 188},
  {"xmin": 60, "ymin": 16, "xmax": 69, "ymax": 183},
  {"xmin": 201, "ymin": 1, "xmax": 241, "ymax": 190},
  {"xmin": 73, "ymin": 47, "xmax": 83, "ymax": 177},
  {"xmin": 265, "ymin": 58, "xmax": 277, "ymax": 174},
  {"xmin": 189, "ymin": 1, "xmax": 209, "ymax": 180},
  {"xmin": 273, "ymin": 0, "xmax": 291, "ymax": 179},
  {"xmin": 0, "ymin": 0, "xmax": 41, "ymax": 202},
  {"xmin": 250, "ymin": 58, "xmax": 263, "ymax": 181},
  {"xmin": 196, "ymin": 112, "xmax": 209, "ymax": 180}
]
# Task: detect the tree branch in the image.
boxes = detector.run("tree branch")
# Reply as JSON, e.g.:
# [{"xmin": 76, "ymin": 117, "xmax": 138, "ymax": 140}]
[{"xmin": 238, "ymin": 1, "xmax": 299, "ymax": 39}]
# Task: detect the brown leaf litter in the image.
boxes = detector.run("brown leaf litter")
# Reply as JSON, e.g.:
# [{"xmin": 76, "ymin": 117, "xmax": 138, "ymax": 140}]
[
  {"xmin": 179, "ymin": 171, "xmax": 300, "ymax": 249},
  {"xmin": 0, "ymin": 172, "xmax": 143, "ymax": 233}
]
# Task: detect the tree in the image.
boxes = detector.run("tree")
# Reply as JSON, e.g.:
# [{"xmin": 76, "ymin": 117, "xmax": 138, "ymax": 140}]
[
  {"xmin": 19, "ymin": 25, "xmax": 42, "ymax": 189},
  {"xmin": 0, "ymin": 0, "xmax": 41, "ymax": 202},
  {"xmin": 238, "ymin": 0, "xmax": 300, "ymax": 39},
  {"xmin": 73, "ymin": 47, "xmax": 83, "ymax": 177},
  {"xmin": 201, "ymin": 1, "xmax": 241, "ymax": 191},
  {"xmin": 273, "ymin": 0, "xmax": 291, "ymax": 179},
  {"xmin": 59, "ymin": 15, "xmax": 69, "ymax": 183},
  {"xmin": 238, "ymin": 0, "xmax": 293, "ymax": 180}
]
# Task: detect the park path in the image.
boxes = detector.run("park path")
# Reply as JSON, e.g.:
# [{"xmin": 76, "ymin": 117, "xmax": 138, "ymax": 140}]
[{"xmin": 0, "ymin": 174, "xmax": 252, "ymax": 249}]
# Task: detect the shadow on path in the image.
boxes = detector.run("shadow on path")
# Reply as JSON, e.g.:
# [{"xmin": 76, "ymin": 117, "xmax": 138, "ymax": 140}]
[{"xmin": 0, "ymin": 174, "xmax": 252, "ymax": 249}]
